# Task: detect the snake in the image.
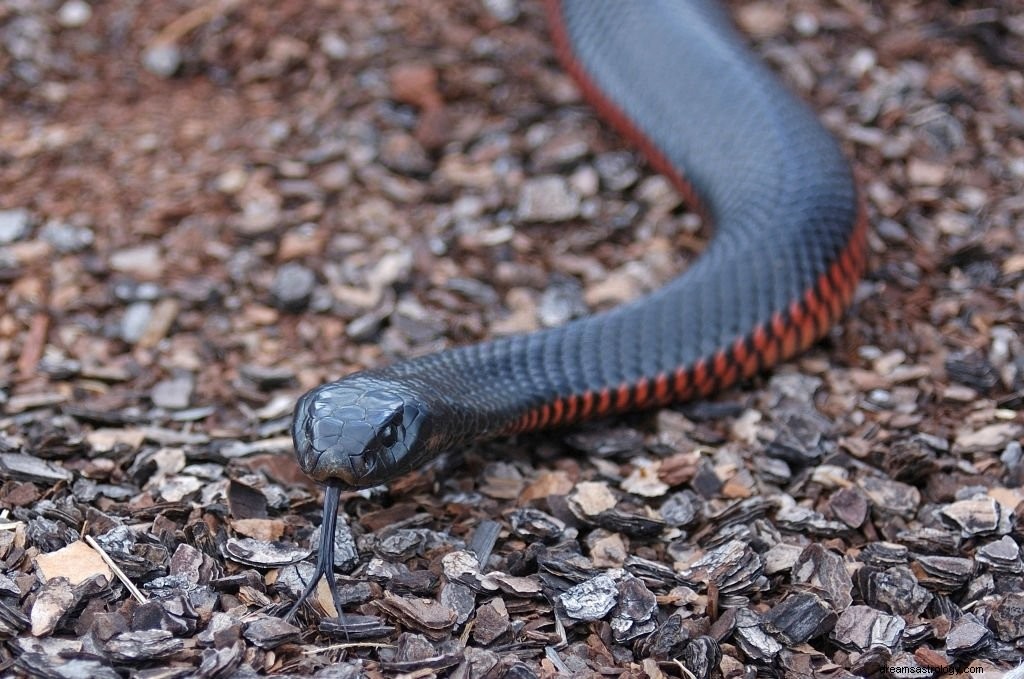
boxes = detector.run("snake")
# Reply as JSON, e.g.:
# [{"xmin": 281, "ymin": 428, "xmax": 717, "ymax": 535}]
[{"xmin": 284, "ymin": 0, "xmax": 868, "ymax": 621}]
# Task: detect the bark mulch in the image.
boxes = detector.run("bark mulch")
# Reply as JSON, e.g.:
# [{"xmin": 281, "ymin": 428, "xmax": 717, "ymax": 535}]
[{"xmin": 1, "ymin": 0, "xmax": 1023, "ymax": 676}]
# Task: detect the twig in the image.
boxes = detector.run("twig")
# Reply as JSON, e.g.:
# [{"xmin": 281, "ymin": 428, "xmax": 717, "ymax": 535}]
[
  {"xmin": 151, "ymin": 0, "xmax": 243, "ymax": 47},
  {"xmin": 302, "ymin": 641, "xmax": 395, "ymax": 655},
  {"xmin": 85, "ymin": 534, "xmax": 149, "ymax": 604}
]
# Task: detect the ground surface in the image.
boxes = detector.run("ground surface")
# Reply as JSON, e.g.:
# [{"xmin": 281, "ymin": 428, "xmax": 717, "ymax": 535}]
[{"xmin": 1, "ymin": 0, "xmax": 1023, "ymax": 677}]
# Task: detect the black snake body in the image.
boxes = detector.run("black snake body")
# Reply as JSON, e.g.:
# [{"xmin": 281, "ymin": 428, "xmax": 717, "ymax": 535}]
[{"xmin": 285, "ymin": 0, "xmax": 867, "ymax": 620}]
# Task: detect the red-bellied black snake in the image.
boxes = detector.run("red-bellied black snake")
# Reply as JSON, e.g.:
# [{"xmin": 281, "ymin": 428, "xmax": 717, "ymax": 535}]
[{"xmin": 285, "ymin": 0, "xmax": 868, "ymax": 621}]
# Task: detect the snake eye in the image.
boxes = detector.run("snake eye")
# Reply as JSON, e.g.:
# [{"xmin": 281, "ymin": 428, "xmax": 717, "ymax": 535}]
[{"xmin": 379, "ymin": 423, "xmax": 399, "ymax": 447}]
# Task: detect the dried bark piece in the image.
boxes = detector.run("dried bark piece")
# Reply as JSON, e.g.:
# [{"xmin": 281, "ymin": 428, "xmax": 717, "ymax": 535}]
[
  {"xmin": 373, "ymin": 591, "xmax": 457, "ymax": 640},
  {"xmin": 791, "ymin": 544, "xmax": 853, "ymax": 610},
  {"xmin": 376, "ymin": 528, "xmax": 427, "ymax": 560},
  {"xmin": 472, "ymin": 598, "xmax": 509, "ymax": 645},
  {"xmin": 764, "ymin": 408, "xmax": 833, "ymax": 464},
  {"xmin": 379, "ymin": 633, "xmax": 465, "ymax": 674},
  {"xmin": 953, "ymin": 422, "xmax": 1022, "ymax": 454},
  {"xmin": 559, "ymin": 574, "xmax": 618, "ymax": 622},
  {"xmin": 486, "ymin": 573, "xmax": 543, "ymax": 597},
  {"xmin": 763, "ymin": 543, "xmax": 803, "ymax": 575},
  {"xmin": 197, "ymin": 641, "xmax": 244, "ymax": 677},
  {"xmin": 762, "ymin": 591, "xmax": 837, "ymax": 645},
  {"xmin": 775, "ymin": 505, "xmax": 852, "ymax": 535},
  {"xmin": 131, "ymin": 595, "xmax": 197, "ymax": 636},
  {"xmin": 858, "ymin": 566, "xmax": 932, "ymax": 616},
  {"xmin": 319, "ymin": 614, "xmax": 396, "ymax": 641},
  {"xmin": 35, "ymin": 540, "xmax": 113, "ymax": 586},
  {"xmin": 169, "ymin": 542, "xmax": 219, "ymax": 587},
  {"xmin": 509, "ymin": 508, "xmax": 566, "ymax": 542},
  {"xmin": 0, "ymin": 453, "xmax": 73, "ymax": 484},
  {"xmin": 658, "ymin": 491, "xmax": 700, "ymax": 527},
  {"xmin": 679, "ymin": 540, "xmax": 766, "ymax": 597},
  {"xmin": 620, "ymin": 459, "xmax": 670, "ymax": 498},
  {"xmin": 519, "ymin": 470, "xmax": 574, "ymax": 503},
  {"xmin": 587, "ymin": 530, "xmax": 627, "ymax": 568},
  {"xmin": 859, "ymin": 542, "xmax": 909, "ymax": 568},
  {"xmin": 226, "ymin": 480, "xmax": 268, "ymax": 520},
  {"xmin": 976, "ymin": 533, "xmax": 1024, "ymax": 574},
  {"xmin": 478, "ymin": 462, "xmax": 524, "ymax": 500},
  {"xmin": 30, "ymin": 577, "xmax": 77, "ymax": 637},
  {"xmin": 638, "ymin": 613, "xmax": 690, "ymax": 660},
  {"xmin": 467, "ymin": 519, "xmax": 501, "ymax": 565},
  {"xmin": 223, "ymin": 537, "xmax": 308, "ymax": 567},
  {"xmin": 831, "ymin": 605, "xmax": 906, "ymax": 652},
  {"xmin": 591, "ymin": 507, "xmax": 665, "ymax": 538},
  {"xmin": 242, "ymin": 615, "xmax": 299, "ymax": 649},
  {"xmin": 912, "ymin": 555, "xmax": 976, "ymax": 591},
  {"xmin": 441, "ymin": 581, "xmax": 476, "ymax": 625},
  {"xmin": 858, "ymin": 476, "xmax": 920, "ymax": 519},
  {"xmin": 941, "ymin": 497, "xmax": 1011, "ymax": 538},
  {"xmin": 883, "ymin": 435, "xmax": 941, "ymax": 482},
  {"xmin": 828, "ymin": 487, "xmax": 869, "ymax": 528},
  {"xmin": 680, "ymin": 636, "xmax": 721, "ymax": 679},
  {"xmin": 990, "ymin": 592, "xmax": 1024, "ymax": 642},
  {"xmin": 565, "ymin": 428, "xmax": 644, "ymax": 457},
  {"xmin": 230, "ymin": 518, "xmax": 284, "ymax": 542},
  {"xmin": 568, "ymin": 482, "xmax": 617, "ymax": 517},
  {"xmin": 732, "ymin": 608, "xmax": 782, "ymax": 662},
  {"xmin": 13, "ymin": 653, "xmax": 121, "ymax": 679},
  {"xmin": 657, "ymin": 451, "xmax": 701, "ymax": 487},
  {"xmin": 895, "ymin": 527, "xmax": 962, "ymax": 555},
  {"xmin": 945, "ymin": 612, "xmax": 991, "ymax": 656},
  {"xmin": 610, "ymin": 575, "xmax": 657, "ymax": 641},
  {"xmin": 196, "ymin": 611, "xmax": 242, "ymax": 647},
  {"xmin": 102, "ymin": 629, "xmax": 183, "ymax": 662},
  {"xmin": 441, "ymin": 550, "xmax": 480, "ymax": 581}
]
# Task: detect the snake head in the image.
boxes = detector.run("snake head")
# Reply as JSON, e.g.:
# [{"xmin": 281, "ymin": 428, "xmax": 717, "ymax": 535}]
[{"xmin": 291, "ymin": 376, "xmax": 432, "ymax": 488}]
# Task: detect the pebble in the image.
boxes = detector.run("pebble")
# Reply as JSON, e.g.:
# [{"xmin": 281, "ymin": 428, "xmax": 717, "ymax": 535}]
[
  {"xmin": 39, "ymin": 219, "xmax": 94, "ymax": 252},
  {"xmin": 516, "ymin": 176, "xmax": 579, "ymax": 222},
  {"xmin": 319, "ymin": 31, "xmax": 350, "ymax": 60},
  {"xmin": 875, "ymin": 218, "xmax": 909, "ymax": 244},
  {"xmin": 847, "ymin": 48, "xmax": 877, "ymax": 78},
  {"xmin": 142, "ymin": 43, "xmax": 182, "ymax": 78},
  {"xmin": 584, "ymin": 268, "xmax": 641, "ymax": 307},
  {"xmin": 57, "ymin": 0, "xmax": 92, "ymax": 28},
  {"xmin": 595, "ymin": 152, "xmax": 640, "ymax": 191},
  {"xmin": 569, "ymin": 165, "xmax": 599, "ymax": 197},
  {"xmin": 481, "ymin": 0, "xmax": 519, "ymax": 23},
  {"xmin": 316, "ymin": 162, "xmax": 352, "ymax": 191},
  {"xmin": 379, "ymin": 132, "xmax": 431, "ymax": 175},
  {"xmin": 151, "ymin": 375, "xmax": 194, "ymax": 410},
  {"xmin": 906, "ymin": 158, "xmax": 949, "ymax": 187},
  {"xmin": 537, "ymin": 278, "xmax": 586, "ymax": 327},
  {"xmin": 271, "ymin": 263, "xmax": 316, "ymax": 312},
  {"xmin": 121, "ymin": 302, "xmax": 153, "ymax": 344},
  {"xmin": 735, "ymin": 1, "xmax": 787, "ymax": 38},
  {"xmin": 367, "ymin": 250, "xmax": 413, "ymax": 290},
  {"xmin": 793, "ymin": 11, "xmax": 819, "ymax": 36},
  {"xmin": 0, "ymin": 208, "xmax": 31, "ymax": 243},
  {"xmin": 110, "ymin": 243, "xmax": 163, "ymax": 277},
  {"xmin": 532, "ymin": 130, "xmax": 590, "ymax": 171}
]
